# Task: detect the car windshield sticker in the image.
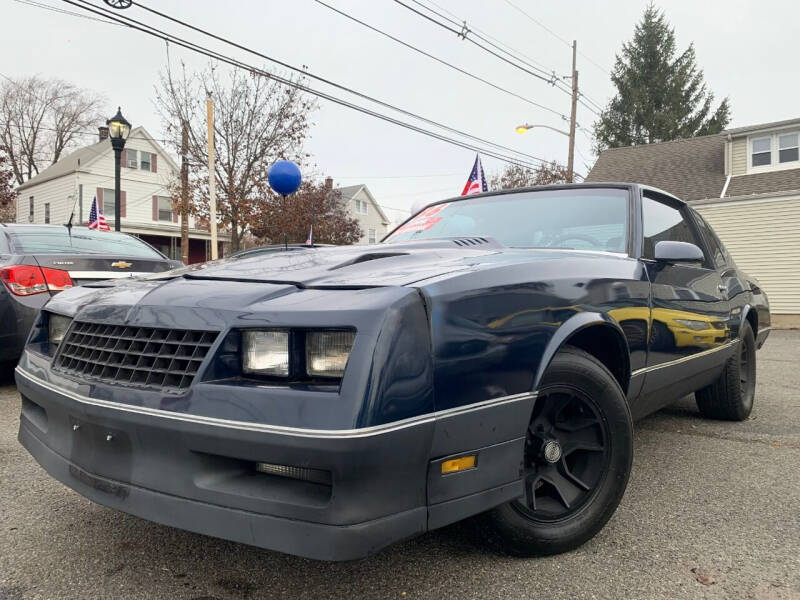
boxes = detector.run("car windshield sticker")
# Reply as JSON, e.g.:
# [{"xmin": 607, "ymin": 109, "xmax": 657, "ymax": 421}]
[{"xmin": 393, "ymin": 203, "xmax": 450, "ymax": 234}]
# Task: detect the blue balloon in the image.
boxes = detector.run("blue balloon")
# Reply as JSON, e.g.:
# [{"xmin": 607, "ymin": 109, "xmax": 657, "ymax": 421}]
[{"xmin": 268, "ymin": 160, "xmax": 302, "ymax": 196}]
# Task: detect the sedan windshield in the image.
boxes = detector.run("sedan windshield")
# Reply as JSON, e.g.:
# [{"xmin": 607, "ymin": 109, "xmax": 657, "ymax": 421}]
[
  {"xmin": 7, "ymin": 228, "xmax": 164, "ymax": 258},
  {"xmin": 385, "ymin": 188, "xmax": 629, "ymax": 252}
]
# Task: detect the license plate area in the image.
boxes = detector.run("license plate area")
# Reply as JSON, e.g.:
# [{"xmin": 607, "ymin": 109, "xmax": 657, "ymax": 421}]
[{"xmin": 69, "ymin": 417, "xmax": 133, "ymax": 483}]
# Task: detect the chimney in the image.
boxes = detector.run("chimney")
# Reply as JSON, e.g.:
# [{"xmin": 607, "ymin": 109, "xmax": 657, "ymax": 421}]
[
  {"xmin": 98, "ymin": 126, "xmax": 109, "ymax": 141},
  {"xmin": 324, "ymin": 176, "xmax": 333, "ymax": 191}
]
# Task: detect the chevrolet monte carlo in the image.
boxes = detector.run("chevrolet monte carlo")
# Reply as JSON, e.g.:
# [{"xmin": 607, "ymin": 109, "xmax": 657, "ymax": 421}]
[{"xmin": 16, "ymin": 183, "xmax": 771, "ymax": 561}]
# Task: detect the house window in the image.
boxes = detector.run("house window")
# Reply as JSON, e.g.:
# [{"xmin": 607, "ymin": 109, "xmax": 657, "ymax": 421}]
[
  {"xmin": 157, "ymin": 196, "xmax": 173, "ymax": 222},
  {"xmin": 354, "ymin": 199, "xmax": 368, "ymax": 215},
  {"xmin": 751, "ymin": 137, "xmax": 771, "ymax": 167},
  {"xmin": 44, "ymin": 203, "xmax": 50, "ymax": 224},
  {"xmin": 779, "ymin": 133, "xmax": 799, "ymax": 163},
  {"xmin": 29, "ymin": 197, "xmax": 34, "ymax": 222},
  {"xmin": 140, "ymin": 151, "xmax": 152, "ymax": 172},
  {"xmin": 368, "ymin": 228, "xmax": 376, "ymax": 244},
  {"xmin": 102, "ymin": 188, "xmax": 117, "ymax": 219},
  {"xmin": 126, "ymin": 149, "xmax": 138, "ymax": 169}
]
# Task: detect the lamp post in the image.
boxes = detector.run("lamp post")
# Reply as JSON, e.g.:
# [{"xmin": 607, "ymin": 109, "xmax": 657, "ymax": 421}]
[
  {"xmin": 107, "ymin": 107, "xmax": 131, "ymax": 231},
  {"xmin": 515, "ymin": 123, "xmax": 575, "ymax": 183}
]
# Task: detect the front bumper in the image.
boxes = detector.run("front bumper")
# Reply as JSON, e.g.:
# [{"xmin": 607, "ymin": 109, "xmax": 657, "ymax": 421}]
[{"xmin": 16, "ymin": 366, "xmax": 529, "ymax": 561}]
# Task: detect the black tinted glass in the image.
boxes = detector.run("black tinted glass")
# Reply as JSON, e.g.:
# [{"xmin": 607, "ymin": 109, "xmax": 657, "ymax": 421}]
[
  {"xmin": 8, "ymin": 228, "xmax": 163, "ymax": 257},
  {"xmin": 385, "ymin": 189, "xmax": 629, "ymax": 252},
  {"xmin": 642, "ymin": 197, "xmax": 704, "ymax": 260}
]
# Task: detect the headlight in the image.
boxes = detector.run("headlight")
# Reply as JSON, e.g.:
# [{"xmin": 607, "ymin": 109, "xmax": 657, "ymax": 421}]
[
  {"xmin": 674, "ymin": 318, "xmax": 710, "ymax": 331},
  {"xmin": 242, "ymin": 330, "xmax": 289, "ymax": 376},
  {"xmin": 306, "ymin": 331, "xmax": 355, "ymax": 377},
  {"xmin": 48, "ymin": 314, "xmax": 72, "ymax": 346}
]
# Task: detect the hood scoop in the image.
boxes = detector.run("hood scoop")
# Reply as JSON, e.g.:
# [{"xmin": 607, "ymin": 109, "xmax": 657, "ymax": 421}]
[
  {"xmin": 328, "ymin": 252, "xmax": 409, "ymax": 271},
  {"xmin": 452, "ymin": 237, "xmax": 491, "ymax": 247},
  {"xmin": 382, "ymin": 237, "xmax": 504, "ymax": 251}
]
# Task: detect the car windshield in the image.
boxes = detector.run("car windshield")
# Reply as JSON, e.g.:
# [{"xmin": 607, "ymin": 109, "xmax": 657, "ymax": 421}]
[
  {"xmin": 385, "ymin": 188, "xmax": 629, "ymax": 252},
  {"xmin": 7, "ymin": 228, "xmax": 164, "ymax": 258}
]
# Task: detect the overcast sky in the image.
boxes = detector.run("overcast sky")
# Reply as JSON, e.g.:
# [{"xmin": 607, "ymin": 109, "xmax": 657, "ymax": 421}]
[{"xmin": 4, "ymin": 0, "xmax": 798, "ymax": 224}]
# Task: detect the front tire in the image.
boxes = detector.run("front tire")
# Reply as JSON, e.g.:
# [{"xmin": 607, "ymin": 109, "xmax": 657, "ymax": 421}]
[
  {"xmin": 479, "ymin": 346, "xmax": 633, "ymax": 556},
  {"xmin": 695, "ymin": 320, "xmax": 756, "ymax": 421}
]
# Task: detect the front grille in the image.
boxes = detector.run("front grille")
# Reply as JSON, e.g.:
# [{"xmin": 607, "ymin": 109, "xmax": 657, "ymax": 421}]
[{"xmin": 55, "ymin": 322, "xmax": 218, "ymax": 391}]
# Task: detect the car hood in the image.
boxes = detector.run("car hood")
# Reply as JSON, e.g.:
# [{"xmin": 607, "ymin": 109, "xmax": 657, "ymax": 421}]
[{"xmin": 141, "ymin": 238, "xmax": 516, "ymax": 288}]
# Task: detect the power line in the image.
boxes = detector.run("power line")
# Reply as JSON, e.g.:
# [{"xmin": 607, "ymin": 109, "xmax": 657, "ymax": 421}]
[
  {"xmin": 500, "ymin": 0, "xmax": 612, "ymax": 77},
  {"xmin": 123, "ymin": 0, "xmax": 549, "ymax": 167},
  {"xmin": 312, "ymin": 0, "xmax": 570, "ymax": 122},
  {"xmin": 391, "ymin": 0, "xmax": 562, "ymax": 88},
  {"xmin": 408, "ymin": 0, "xmax": 562, "ymax": 80}
]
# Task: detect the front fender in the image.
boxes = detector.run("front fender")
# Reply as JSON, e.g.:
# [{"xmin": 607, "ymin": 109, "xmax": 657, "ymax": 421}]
[{"xmin": 532, "ymin": 312, "xmax": 631, "ymax": 392}]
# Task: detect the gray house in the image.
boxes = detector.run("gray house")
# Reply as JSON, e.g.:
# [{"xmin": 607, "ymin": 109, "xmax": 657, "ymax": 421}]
[
  {"xmin": 335, "ymin": 181, "xmax": 390, "ymax": 244},
  {"xmin": 587, "ymin": 118, "xmax": 800, "ymax": 326}
]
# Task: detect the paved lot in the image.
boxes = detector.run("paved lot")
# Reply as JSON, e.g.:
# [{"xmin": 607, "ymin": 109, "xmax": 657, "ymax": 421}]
[{"xmin": 1, "ymin": 332, "xmax": 798, "ymax": 600}]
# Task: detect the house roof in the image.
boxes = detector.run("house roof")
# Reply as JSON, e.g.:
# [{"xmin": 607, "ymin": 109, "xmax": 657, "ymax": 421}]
[
  {"xmin": 585, "ymin": 133, "xmax": 727, "ymax": 202},
  {"xmin": 338, "ymin": 183, "xmax": 390, "ymax": 224},
  {"xmin": 586, "ymin": 118, "xmax": 800, "ymax": 201},
  {"xmin": 17, "ymin": 126, "xmax": 177, "ymax": 191}
]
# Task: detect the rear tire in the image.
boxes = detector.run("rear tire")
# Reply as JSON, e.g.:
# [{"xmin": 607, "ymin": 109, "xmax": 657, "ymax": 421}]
[
  {"xmin": 695, "ymin": 321, "xmax": 756, "ymax": 421},
  {"xmin": 478, "ymin": 346, "xmax": 633, "ymax": 556}
]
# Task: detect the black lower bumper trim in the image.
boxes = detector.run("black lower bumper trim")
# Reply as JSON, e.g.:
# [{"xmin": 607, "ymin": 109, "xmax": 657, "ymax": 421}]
[{"xmin": 19, "ymin": 422, "xmax": 427, "ymax": 561}]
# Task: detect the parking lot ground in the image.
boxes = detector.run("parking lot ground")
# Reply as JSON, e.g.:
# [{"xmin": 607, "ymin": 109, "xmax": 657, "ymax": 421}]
[{"xmin": 1, "ymin": 331, "xmax": 798, "ymax": 600}]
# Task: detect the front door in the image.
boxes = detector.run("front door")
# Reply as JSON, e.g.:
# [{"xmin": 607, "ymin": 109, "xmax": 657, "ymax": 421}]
[{"xmin": 637, "ymin": 193, "xmax": 731, "ymax": 416}]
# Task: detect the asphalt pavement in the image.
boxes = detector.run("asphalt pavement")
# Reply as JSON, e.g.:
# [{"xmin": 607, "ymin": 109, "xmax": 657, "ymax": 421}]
[{"xmin": 1, "ymin": 332, "xmax": 798, "ymax": 600}]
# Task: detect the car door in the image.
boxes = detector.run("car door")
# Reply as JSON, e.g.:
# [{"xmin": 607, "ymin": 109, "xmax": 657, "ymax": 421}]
[{"xmin": 637, "ymin": 192, "xmax": 732, "ymax": 416}]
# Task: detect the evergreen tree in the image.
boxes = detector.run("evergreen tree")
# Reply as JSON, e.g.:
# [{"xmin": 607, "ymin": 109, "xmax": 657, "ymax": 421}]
[{"xmin": 594, "ymin": 4, "xmax": 730, "ymax": 150}]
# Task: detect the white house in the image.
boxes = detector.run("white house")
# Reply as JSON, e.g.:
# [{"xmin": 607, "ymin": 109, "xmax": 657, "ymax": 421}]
[
  {"xmin": 332, "ymin": 179, "xmax": 390, "ymax": 244},
  {"xmin": 15, "ymin": 126, "xmax": 223, "ymax": 263}
]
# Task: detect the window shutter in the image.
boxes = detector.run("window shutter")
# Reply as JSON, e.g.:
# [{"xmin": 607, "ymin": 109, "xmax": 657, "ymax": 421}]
[
  {"xmin": 96, "ymin": 188, "xmax": 103, "ymax": 211},
  {"xmin": 152, "ymin": 196, "xmax": 158, "ymax": 221},
  {"xmin": 120, "ymin": 190, "xmax": 127, "ymax": 218},
  {"xmin": 151, "ymin": 154, "xmax": 157, "ymax": 173},
  {"xmin": 120, "ymin": 149, "xmax": 127, "ymax": 167}
]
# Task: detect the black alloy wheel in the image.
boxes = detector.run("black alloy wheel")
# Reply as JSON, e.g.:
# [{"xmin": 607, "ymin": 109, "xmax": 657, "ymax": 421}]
[
  {"xmin": 513, "ymin": 386, "xmax": 610, "ymax": 522},
  {"xmin": 479, "ymin": 346, "xmax": 633, "ymax": 556},
  {"xmin": 696, "ymin": 320, "xmax": 756, "ymax": 421}
]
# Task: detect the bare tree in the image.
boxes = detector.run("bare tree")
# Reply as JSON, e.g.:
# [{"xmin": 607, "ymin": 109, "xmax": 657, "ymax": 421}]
[
  {"xmin": 0, "ymin": 149, "xmax": 16, "ymax": 222},
  {"xmin": 0, "ymin": 76, "xmax": 105, "ymax": 185},
  {"xmin": 490, "ymin": 161, "xmax": 571, "ymax": 190},
  {"xmin": 154, "ymin": 63, "xmax": 316, "ymax": 251}
]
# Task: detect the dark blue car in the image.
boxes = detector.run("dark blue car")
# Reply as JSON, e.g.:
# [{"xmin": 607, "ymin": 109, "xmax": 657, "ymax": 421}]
[{"xmin": 16, "ymin": 184, "xmax": 770, "ymax": 560}]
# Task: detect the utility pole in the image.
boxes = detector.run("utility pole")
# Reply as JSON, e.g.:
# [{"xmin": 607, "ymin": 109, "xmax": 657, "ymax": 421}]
[
  {"xmin": 206, "ymin": 93, "xmax": 218, "ymax": 260},
  {"xmin": 180, "ymin": 121, "xmax": 190, "ymax": 264},
  {"xmin": 567, "ymin": 39, "xmax": 578, "ymax": 184}
]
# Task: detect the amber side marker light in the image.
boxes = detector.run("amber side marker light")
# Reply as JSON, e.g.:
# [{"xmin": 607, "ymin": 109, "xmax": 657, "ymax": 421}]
[{"xmin": 441, "ymin": 455, "xmax": 476, "ymax": 474}]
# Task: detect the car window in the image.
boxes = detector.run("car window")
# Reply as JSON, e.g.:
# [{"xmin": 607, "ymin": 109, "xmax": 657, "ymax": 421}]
[
  {"xmin": 691, "ymin": 211, "xmax": 726, "ymax": 268},
  {"xmin": 385, "ymin": 188, "xmax": 629, "ymax": 252},
  {"xmin": 7, "ymin": 228, "xmax": 164, "ymax": 258},
  {"xmin": 641, "ymin": 197, "xmax": 706, "ymax": 262}
]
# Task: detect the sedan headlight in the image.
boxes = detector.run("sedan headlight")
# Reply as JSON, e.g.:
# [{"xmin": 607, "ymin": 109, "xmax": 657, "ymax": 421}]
[
  {"xmin": 306, "ymin": 331, "xmax": 355, "ymax": 377},
  {"xmin": 242, "ymin": 330, "xmax": 289, "ymax": 376},
  {"xmin": 48, "ymin": 314, "xmax": 72, "ymax": 346},
  {"xmin": 674, "ymin": 318, "xmax": 710, "ymax": 331}
]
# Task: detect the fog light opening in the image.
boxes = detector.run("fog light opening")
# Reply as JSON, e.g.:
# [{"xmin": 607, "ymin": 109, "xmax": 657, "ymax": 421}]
[{"xmin": 254, "ymin": 462, "xmax": 332, "ymax": 486}]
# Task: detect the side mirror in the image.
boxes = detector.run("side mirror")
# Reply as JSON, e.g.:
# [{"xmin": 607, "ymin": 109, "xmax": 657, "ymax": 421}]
[{"xmin": 654, "ymin": 240, "xmax": 704, "ymax": 263}]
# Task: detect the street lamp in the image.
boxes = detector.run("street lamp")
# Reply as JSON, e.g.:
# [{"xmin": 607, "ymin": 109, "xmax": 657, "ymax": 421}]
[
  {"xmin": 515, "ymin": 123, "xmax": 574, "ymax": 182},
  {"xmin": 107, "ymin": 107, "xmax": 131, "ymax": 232}
]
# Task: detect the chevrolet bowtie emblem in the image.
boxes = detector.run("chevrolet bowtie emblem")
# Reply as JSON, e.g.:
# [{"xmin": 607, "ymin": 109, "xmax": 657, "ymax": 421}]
[{"xmin": 111, "ymin": 261, "xmax": 132, "ymax": 269}]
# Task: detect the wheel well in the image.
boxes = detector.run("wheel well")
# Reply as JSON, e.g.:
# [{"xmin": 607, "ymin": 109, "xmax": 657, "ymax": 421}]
[
  {"xmin": 565, "ymin": 325, "xmax": 630, "ymax": 393},
  {"xmin": 745, "ymin": 307, "xmax": 758, "ymax": 336}
]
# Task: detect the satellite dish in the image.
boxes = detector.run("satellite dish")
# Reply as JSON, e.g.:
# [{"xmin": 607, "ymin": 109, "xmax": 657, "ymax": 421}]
[{"xmin": 103, "ymin": 0, "xmax": 132, "ymax": 8}]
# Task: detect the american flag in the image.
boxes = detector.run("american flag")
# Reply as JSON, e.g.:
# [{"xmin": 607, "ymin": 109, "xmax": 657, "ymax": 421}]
[
  {"xmin": 460, "ymin": 154, "xmax": 487, "ymax": 196},
  {"xmin": 87, "ymin": 196, "xmax": 110, "ymax": 231}
]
